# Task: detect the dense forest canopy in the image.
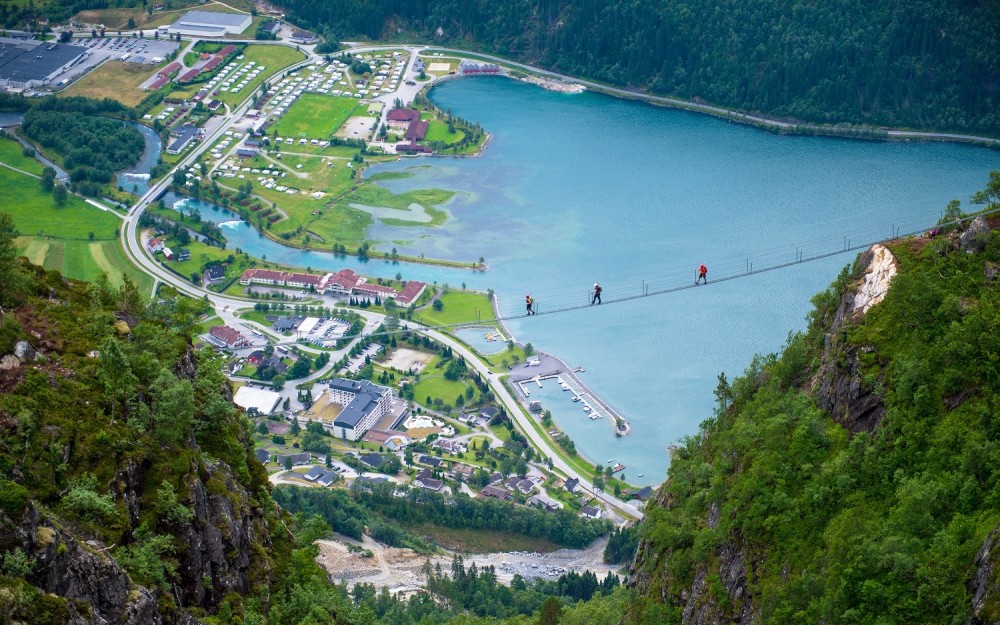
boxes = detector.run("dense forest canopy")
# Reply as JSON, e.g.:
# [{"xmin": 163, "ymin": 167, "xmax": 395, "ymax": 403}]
[
  {"xmin": 20, "ymin": 110, "xmax": 144, "ymax": 186},
  {"xmin": 275, "ymin": 0, "xmax": 1000, "ymax": 134}
]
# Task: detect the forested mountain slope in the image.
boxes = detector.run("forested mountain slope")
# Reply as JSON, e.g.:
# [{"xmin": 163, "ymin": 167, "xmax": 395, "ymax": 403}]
[
  {"xmin": 276, "ymin": 0, "xmax": 1000, "ymax": 135},
  {"xmin": 626, "ymin": 179, "xmax": 1000, "ymax": 624},
  {"xmin": 0, "ymin": 218, "xmax": 295, "ymax": 623}
]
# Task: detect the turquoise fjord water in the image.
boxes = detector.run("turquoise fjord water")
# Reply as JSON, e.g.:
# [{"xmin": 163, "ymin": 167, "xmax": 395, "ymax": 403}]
[{"xmin": 182, "ymin": 76, "xmax": 1000, "ymax": 485}]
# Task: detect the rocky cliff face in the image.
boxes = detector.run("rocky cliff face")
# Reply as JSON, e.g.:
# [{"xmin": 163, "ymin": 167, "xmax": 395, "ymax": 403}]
[{"xmin": 0, "ymin": 266, "xmax": 281, "ymax": 625}]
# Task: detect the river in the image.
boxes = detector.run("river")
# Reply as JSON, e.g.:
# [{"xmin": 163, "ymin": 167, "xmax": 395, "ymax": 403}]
[
  {"xmin": 115, "ymin": 122, "xmax": 162, "ymax": 196},
  {"xmin": 167, "ymin": 76, "xmax": 1000, "ymax": 485}
]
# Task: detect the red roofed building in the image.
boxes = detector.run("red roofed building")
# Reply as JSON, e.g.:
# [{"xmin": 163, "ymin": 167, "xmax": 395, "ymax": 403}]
[
  {"xmin": 404, "ymin": 120, "xmax": 428, "ymax": 141},
  {"xmin": 178, "ymin": 68, "xmax": 200, "ymax": 83},
  {"xmin": 354, "ymin": 281, "xmax": 397, "ymax": 299},
  {"xmin": 146, "ymin": 75, "xmax": 170, "ymax": 91},
  {"xmin": 239, "ymin": 269, "xmax": 334, "ymax": 293},
  {"xmin": 209, "ymin": 325, "xmax": 250, "ymax": 348},
  {"xmin": 327, "ymin": 269, "xmax": 360, "ymax": 295},
  {"xmin": 395, "ymin": 280, "xmax": 426, "ymax": 306},
  {"xmin": 159, "ymin": 62, "xmax": 181, "ymax": 77},
  {"xmin": 386, "ymin": 108, "xmax": 420, "ymax": 128}
]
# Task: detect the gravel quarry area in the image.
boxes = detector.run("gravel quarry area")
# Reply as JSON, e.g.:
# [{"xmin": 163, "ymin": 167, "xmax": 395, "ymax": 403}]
[{"xmin": 316, "ymin": 534, "xmax": 622, "ymax": 594}]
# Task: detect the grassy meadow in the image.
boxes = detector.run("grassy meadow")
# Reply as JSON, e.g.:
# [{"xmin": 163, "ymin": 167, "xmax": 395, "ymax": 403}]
[
  {"xmin": 271, "ymin": 94, "xmax": 365, "ymax": 138},
  {"xmin": 62, "ymin": 60, "xmax": 165, "ymax": 107}
]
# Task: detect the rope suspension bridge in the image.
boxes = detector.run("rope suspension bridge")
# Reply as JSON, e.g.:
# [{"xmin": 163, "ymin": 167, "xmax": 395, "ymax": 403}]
[{"xmin": 280, "ymin": 208, "xmax": 997, "ymax": 345}]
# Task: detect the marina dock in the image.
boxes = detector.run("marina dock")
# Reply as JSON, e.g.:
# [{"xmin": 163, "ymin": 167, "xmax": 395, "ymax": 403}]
[{"xmin": 510, "ymin": 353, "xmax": 631, "ymax": 437}]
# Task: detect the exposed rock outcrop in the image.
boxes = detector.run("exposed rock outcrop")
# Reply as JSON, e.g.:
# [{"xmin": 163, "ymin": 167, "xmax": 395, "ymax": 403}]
[
  {"xmin": 7, "ymin": 505, "xmax": 164, "ymax": 625},
  {"xmin": 812, "ymin": 244, "xmax": 895, "ymax": 433},
  {"xmin": 970, "ymin": 530, "xmax": 1000, "ymax": 625},
  {"xmin": 961, "ymin": 216, "xmax": 991, "ymax": 253}
]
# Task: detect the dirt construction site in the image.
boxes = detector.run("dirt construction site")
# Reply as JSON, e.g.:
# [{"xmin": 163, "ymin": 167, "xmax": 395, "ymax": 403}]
[{"xmin": 316, "ymin": 534, "xmax": 622, "ymax": 594}]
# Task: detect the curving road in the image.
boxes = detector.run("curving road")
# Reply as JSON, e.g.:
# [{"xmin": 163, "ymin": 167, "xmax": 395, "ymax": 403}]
[{"xmin": 113, "ymin": 39, "xmax": 649, "ymax": 521}]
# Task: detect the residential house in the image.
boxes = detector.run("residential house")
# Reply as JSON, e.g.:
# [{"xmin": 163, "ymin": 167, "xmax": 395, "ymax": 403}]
[
  {"xmin": 261, "ymin": 355, "xmax": 287, "ymax": 374},
  {"xmin": 564, "ymin": 477, "xmax": 580, "ymax": 493},
  {"xmin": 488, "ymin": 472, "xmax": 504, "ymax": 485},
  {"xmin": 419, "ymin": 455, "xmax": 443, "ymax": 469},
  {"xmin": 412, "ymin": 469, "xmax": 443, "ymax": 491},
  {"xmin": 625, "ymin": 486, "xmax": 655, "ymax": 501},
  {"xmin": 276, "ymin": 452, "xmax": 311, "ymax": 467},
  {"xmin": 480, "ymin": 485, "xmax": 511, "ymax": 501},
  {"xmin": 527, "ymin": 494, "xmax": 561, "ymax": 511},
  {"xmin": 146, "ymin": 238, "xmax": 164, "ymax": 253},
  {"xmin": 359, "ymin": 452, "xmax": 384, "ymax": 469},
  {"xmin": 247, "ymin": 350, "xmax": 265, "ymax": 365},
  {"xmin": 204, "ymin": 264, "xmax": 225, "ymax": 283},
  {"xmin": 353, "ymin": 476, "xmax": 388, "ymax": 488},
  {"xmin": 254, "ymin": 448, "xmax": 271, "ymax": 464},
  {"xmin": 432, "ymin": 438, "xmax": 467, "ymax": 454},
  {"xmin": 177, "ymin": 248, "xmax": 191, "ymax": 261},
  {"xmin": 581, "ymin": 505, "xmax": 602, "ymax": 519},
  {"xmin": 289, "ymin": 29, "xmax": 317, "ymax": 44},
  {"xmin": 449, "ymin": 464, "xmax": 475, "ymax": 480},
  {"xmin": 516, "ymin": 478, "xmax": 536, "ymax": 495}
]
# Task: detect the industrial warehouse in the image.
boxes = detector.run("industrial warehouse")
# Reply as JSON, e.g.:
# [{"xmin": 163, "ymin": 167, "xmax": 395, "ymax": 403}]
[{"xmin": 0, "ymin": 37, "xmax": 88, "ymax": 89}]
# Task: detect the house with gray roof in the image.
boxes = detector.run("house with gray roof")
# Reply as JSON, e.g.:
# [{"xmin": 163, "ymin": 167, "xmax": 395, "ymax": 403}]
[
  {"xmin": 413, "ymin": 469, "xmax": 443, "ymax": 492},
  {"xmin": 254, "ymin": 448, "xmax": 271, "ymax": 464},
  {"xmin": 480, "ymin": 485, "xmax": 511, "ymax": 501},
  {"xmin": 581, "ymin": 505, "xmax": 602, "ymax": 519},
  {"xmin": 277, "ymin": 452, "xmax": 311, "ymax": 467}
]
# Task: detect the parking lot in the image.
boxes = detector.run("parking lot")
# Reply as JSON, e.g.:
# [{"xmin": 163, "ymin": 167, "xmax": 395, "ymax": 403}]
[{"xmin": 74, "ymin": 36, "xmax": 179, "ymax": 65}]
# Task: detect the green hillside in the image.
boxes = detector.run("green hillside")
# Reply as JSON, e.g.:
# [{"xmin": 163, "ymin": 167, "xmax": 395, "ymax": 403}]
[
  {"xmin": 627, "ymin": 175, "xmax": 1000, "ymax": 624},
  {"xmin": 275, "ymin": 0, "xmax": 1000, "ymax": 135}
]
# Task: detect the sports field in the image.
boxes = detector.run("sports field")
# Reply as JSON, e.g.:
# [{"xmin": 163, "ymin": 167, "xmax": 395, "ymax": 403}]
[{"xmin": 271, "ymin": 94, "xmax": 365, "ymax": 138}]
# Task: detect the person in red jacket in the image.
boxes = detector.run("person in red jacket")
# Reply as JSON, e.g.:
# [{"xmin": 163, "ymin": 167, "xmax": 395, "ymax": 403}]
[{"xmin": 695, "ymin": 264, "xmax": 708, "ymax": 285}]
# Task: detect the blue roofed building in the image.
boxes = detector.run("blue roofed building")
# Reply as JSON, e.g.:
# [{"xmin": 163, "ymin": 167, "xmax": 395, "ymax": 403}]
[{"xmin": 327, "ymin": 378, "xmax": 392, "ymax": 441}]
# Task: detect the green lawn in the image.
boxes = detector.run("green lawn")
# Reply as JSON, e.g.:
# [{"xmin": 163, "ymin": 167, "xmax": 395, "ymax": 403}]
[
  {"xmin": 411, "ymin": 361, "xmax": 475, "ymax": 409},
  {"xmin": 271, "ymin": 94, "xmax": 366, "ymax": 139},
  {"xmin": 160, "ymin": 239, "xmax": 235, "ymax": 281},
  {"xmin": 1, "ymin": 167, "xmax": 119, "ymax": 240},
  {"xmin": 415, "ymin": 290, "xmax": 495, "ymax": 328},
  {"xmin": 424, "ymin": 120, "xmax": 465, "ymax": 144},
  {"xmin": 0, "ymin": 135, "xmax": 45, "ymax": 175}
]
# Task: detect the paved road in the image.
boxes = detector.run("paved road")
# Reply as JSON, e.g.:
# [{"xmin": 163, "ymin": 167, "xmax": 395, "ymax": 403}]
[{"xmin": 420, "ymin": 326, "xmax": 644, "ymax": 521}]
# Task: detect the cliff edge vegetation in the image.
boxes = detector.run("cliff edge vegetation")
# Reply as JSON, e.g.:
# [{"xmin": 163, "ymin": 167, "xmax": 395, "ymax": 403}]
[{"xmin": 627, "ymin": 174, "xmax": 1000, "ymax": 624}]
